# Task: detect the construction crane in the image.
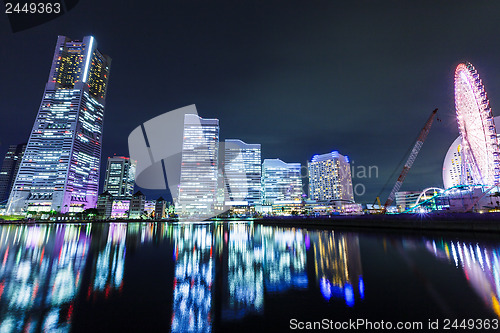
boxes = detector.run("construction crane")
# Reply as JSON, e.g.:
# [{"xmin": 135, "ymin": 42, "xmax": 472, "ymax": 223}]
[{"xmin": 378, "ymin": 108, "xmax": 438, "ymax": 212}]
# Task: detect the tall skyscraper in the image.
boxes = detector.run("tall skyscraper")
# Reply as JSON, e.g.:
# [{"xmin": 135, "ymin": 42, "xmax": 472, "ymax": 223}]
[
  {"xmin": 261, "ymin": 159, "xmax": 302, "ymax": 204},
  {"xmin": 224, "ymin": 139, "xmax": 261, "ymax": 207},
  {"xmin": 103, "ymin": 156, "xmax": 136, "ymax": 197},
  {"xmin": 177, "ymin": 114, "xmax": 219, "ymax": 216},
  {"xmin": 0, "ymin": 144, "xmax": 26, "ymax": 206},
  {"xmin": 8, "ymin": 36, "xmax": 111, "ymax": 214},
  {"xmin": 308, "ymin": 151, "xmax": 354, "ymax": 202}
]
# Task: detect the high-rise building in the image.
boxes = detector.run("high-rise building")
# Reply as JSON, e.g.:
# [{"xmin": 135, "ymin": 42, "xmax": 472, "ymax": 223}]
[
  {"xmin": 261, "ymin": 159, "xmax": 302, "ymax": 204},
  {"xmin": 0, "ymin": 144, "xmax": 26, "ymax": 206},
  {"xmin": 103, "ymin": 156, "xmax": 136, "ymax": 197},
  {"xmin": 224, "ymin": 139, "xmax": 261, "ymax": 207},
  {"xmin": 7, "ymin": 36, "xmax": 111, "ymax": 214},
  {"xmin": 308, "ymin": 151, "xmax": 354, "ymax": 202},
  {"xmin": 177, "ymin": 114, "xmax": 219, "ymax": 216}
]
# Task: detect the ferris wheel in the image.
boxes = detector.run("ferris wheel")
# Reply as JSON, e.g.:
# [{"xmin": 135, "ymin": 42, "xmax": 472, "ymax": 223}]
[{"xmin": 455, "ymin": 62, "xmax": 500, "ymax": 186}]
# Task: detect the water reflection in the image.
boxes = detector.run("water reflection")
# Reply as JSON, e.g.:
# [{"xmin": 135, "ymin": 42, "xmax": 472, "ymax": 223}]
[
  {"xmin": 0, "ymin": 224, "xmax": 90, "ymax": 332},
  {"xmin": 221, "ymin": 225, "xmax": 308, "ymax": 321},
  {"xmin": 171, "ymin": 224, "xmax": 213, "ymax": 333},
  {"xmin": 261, "ymin": 226, "xmax": 308, "ymax": 293},
  {"xmin": 311, "ymin": 232, "xmax": 363, "ymax": 306},
  {"xmin": 426, "ymin": 238, "xmax": 500, "ymax": 317},
  {"xmin": 0, "ymin": 222, "xmax": 499, "ymax": 332},
  {"xmin": 223, "ymin": 223, "xmax": 264, "ymax": 320},
  {"xmin": 88, "ymin": 223, "xmax": 126, "ymax": 300}
]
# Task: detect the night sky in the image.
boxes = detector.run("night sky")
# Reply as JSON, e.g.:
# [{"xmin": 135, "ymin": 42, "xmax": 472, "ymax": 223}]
[{"xmin": 2, "ymin": 0, "xmax": 500, "ymax": 203}]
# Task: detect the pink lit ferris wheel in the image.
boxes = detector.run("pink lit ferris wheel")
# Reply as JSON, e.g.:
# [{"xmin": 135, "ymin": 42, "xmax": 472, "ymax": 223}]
[{"xmin": 455, "ymin": 62, "xmax": 500, "ymax": 185}]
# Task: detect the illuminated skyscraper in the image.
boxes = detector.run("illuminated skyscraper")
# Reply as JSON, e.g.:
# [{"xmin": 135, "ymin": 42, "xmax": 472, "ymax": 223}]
[
  {"xmin": 261, "ymin": 159, "xmax": 302, "ymax": 204},
  {"xmin": 224, "ymin": 139, "xmax": 261, "ymax": 207},
  {"xmin": 308, "ymin": 151, "xmax": 354, "ymax": 202},
  {"xmin": 177, "ymin": 114, "xmax": 219, "ymax": 216},
  {"xmin": 7, "ymin": 36, "xmax": 111, "ymax": 214},
  {"xmin": 0, "ymin": 143, "xmax": 26, "ymax": 206},
  {"xmin": 103, "ymin": 156, "xmax": 136, "ymax": 197}
]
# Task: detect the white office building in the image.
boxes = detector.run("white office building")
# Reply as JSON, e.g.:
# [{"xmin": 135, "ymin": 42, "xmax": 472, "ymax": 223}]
[
  {"xmin": 224, "ymin": 139, "xmax": 261, "ymax": 207},
  {"xmin": 261, "ymin": 159, "xmax": 302, "ymax": 204},
  {"xmin": 177, "ymin": 114, "xmax": 219, "ymax": 217}
]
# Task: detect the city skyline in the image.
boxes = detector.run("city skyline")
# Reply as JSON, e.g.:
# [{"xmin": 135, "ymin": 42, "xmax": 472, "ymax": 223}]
[{"xmin": 1, "ymin": 2, "xmax": 500, "ymax": 330}]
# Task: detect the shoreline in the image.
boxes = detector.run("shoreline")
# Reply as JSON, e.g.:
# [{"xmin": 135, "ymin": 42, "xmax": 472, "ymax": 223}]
[
  {"xmin": 256, "ymin": 213, "xmax": 500, "ymax": 233},
  {"xmin": 2, "ymin": 212, "xmax": 500, "ymax": 233}
]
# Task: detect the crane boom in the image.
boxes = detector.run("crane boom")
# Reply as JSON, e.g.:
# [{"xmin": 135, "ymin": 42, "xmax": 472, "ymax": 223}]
[{"xmin": 384, "ymin": 108, "xmax": 438, "ymax": 209}]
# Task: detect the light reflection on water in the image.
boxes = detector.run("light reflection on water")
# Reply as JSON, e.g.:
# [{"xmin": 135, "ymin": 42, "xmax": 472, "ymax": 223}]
[
  {"xmin": 0, "ymin": 224, "xmax": 90, "ymax": 332},
  {"xmin": 0, "ymin": 222, "xmax": 497, "ymax": 332},
  {"xmin": 425, "ymin": 238, "xmax": 500, "ymax": 317},
  {"xmin": 311, "ymin": 231, "xmax": 363, "ymax": 306}
]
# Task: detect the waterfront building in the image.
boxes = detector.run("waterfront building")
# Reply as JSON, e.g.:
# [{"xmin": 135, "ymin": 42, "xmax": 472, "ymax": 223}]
[
  {"xmin": 442, "ymin": 137, "xmax": 463, "ymax": 189},
  {"xmin": 96, "ymin": 191, "xmax": 113, "ymax": 218},
  {"xmin": 395, "ymin": 191, "xmax": 421, "ymax": 212},
  {"xmin": 155, "ymin": 197, "xmax": 167, "ymax": 219},
  {"xmin": 308, "ymin": 151, "xmax": 354, "ymax": 203},
  {"xmin": 144, "ymin": 200, "xmax": 156, "ymax": 218},
  {"xmin": 103, "ymin": 156, "xmax": 136, "ymax": 197},
  {"xmin": 0, "ymin": 143, "xmax": 26, "ymax": 207},
  {"xmin": 270, "ymin": 200, "xmax": 304, "ymax": 215},
  {"xmin": 261, "ymin": 159, "xmax": 302, "ymax": 212},
  {"xmin": 7, "ymin": 36, "xmax": 111, "ymax": 214},
  {"xmin": 223, "ymin": 139, "xmax": 261, "ymax": 208},
  {"xmin": 110, "ymin": 199, "xmax": 130, "ymax": 219},
  {"xmin": 177, "ymin": 114, "xmax": 219, "ymax": 217},
  {"xmin": 129, "ymin": 191, "xmax": 146, "ymax": 219},
  {"xmin": 305, "ymin": 200, "xmax": 362, "ymax": 216}
]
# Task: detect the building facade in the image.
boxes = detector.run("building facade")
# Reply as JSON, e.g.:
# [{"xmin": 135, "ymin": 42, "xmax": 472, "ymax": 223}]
[
  {"xmin": 96, "ymin": 191, "xmax": 113, "ymax": 218},
  {"xmin": 261, "ymin": 159, "xmax": 302, "ymax": 204},
  {"xmin": 223, "ymin": 139, "xmax": 261, "ymax": 207},
  {"xmin": 103, "ymin": 156, "xmax": 136, "ymax": 197},
  {"xmin": 177, "ymin": 114, "xmax": 219, "ymax": 216},
  {"xmin": 308, "ymin": 151, "xmax": 354, "ymax": 203},
  {"xmin": 155, "ymin": 197, "xmax": 167, "ymax": 219},
  {"xmin": 395, "ymin": 191, "xmax": 421, "ymax": 212},
  {"xmin": 7, "ymin": 35, "xmax": 111, "ymax": 214},
  {"xmin": 0, "ymin": 144, "xmax": 26, "ymax": 206},
  {"xmin": 129, "ymin": 191, "xmax": 146, "ymax": 219},
  {"xmin": 442, "ymin": 136, "xmax": 463, "ymax": 189}
]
